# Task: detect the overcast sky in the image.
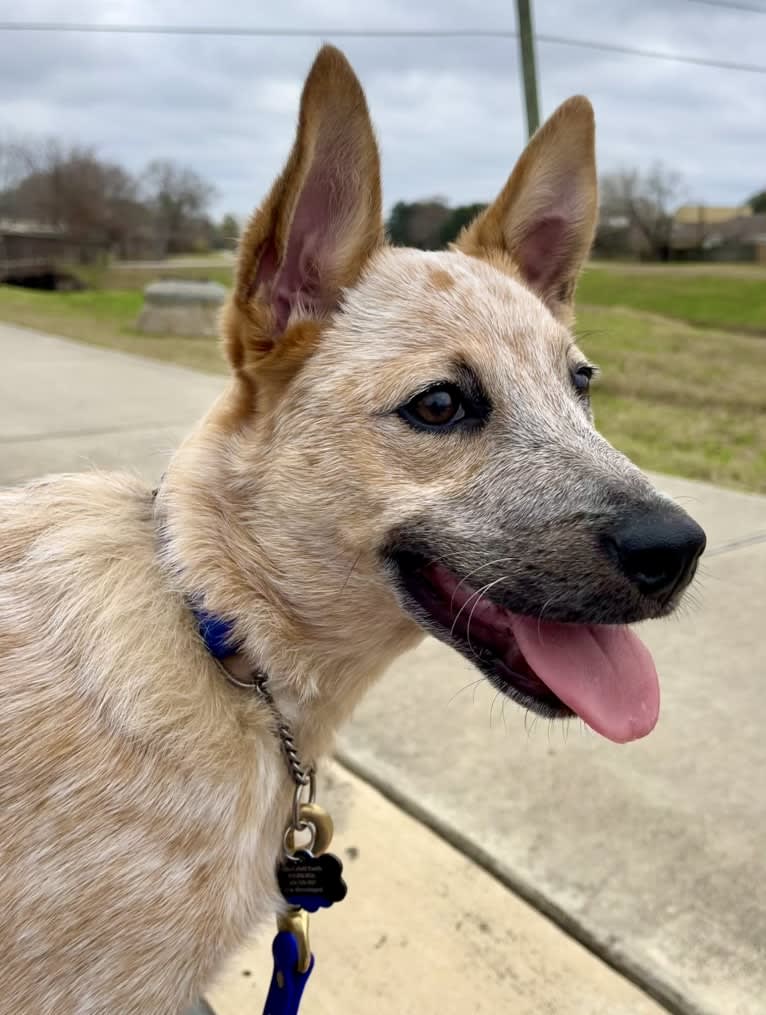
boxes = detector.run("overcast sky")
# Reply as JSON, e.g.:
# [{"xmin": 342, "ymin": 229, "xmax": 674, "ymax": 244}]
[{"xmin": 2, "ymin": 0, "xmax": 765, "ymax": 218}]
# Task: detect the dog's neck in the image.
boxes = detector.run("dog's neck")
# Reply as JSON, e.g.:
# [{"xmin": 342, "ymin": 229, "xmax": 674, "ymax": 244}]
[{"xmin": 154, "ymin": 433, "xmax": 422, "ymax": 759}]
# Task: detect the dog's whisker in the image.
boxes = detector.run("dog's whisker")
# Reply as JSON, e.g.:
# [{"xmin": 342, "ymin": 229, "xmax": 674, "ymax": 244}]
[
  {"xmin": 448, "ymin": 576, "xmax": 502, "ymax": 640},
  {"xmin": 547, "ymin": 714, "xmax": 560, "ymax": 747},
  {"xmin": 535, "ymin": 597, "xmax": 555, "ymax": 639},
  {"xmin": 572, "ymin": 328, "xmax": 606, "ymax": 342},
  {"xmin": 465, "ymin": 575, "xmax": 510, "ymax": 660},
  {"xmin": 448, "ymin": 556, "xmax": 516, "ymax": 611},
  {"xmin": 667, "ymin": 494, "xmax": 702, "ymax": 507},
  {"xmin": 523, "ymin": 709, "xmax": 539, "ymax": 738},
  {"xmin": 489, "ymin": 690, "xmax": 499, "ymax": 729},
  {"xmin": 418, "ymin": 547, "xmax": 468, "ymax": 570},
  {"xmin": 445, "ymin": 677, "xmax": 485, "ymax": 707}
]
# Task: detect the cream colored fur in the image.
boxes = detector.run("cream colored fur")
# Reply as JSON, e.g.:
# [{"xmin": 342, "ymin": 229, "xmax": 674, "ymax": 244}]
[{"xmin": 0, "ymin": 45, "xmax": 679, "ymax": 1014}]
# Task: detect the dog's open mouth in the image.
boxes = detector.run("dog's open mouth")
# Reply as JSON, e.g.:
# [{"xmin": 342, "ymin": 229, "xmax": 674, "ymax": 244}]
[{"xmin": 392, "ymin": 551, "xmax": 660, "ymax": 744}]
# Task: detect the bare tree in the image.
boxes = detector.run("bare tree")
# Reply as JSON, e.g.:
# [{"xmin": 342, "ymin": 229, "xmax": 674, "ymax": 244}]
[
  {"xmin": 0, "ymin": 135, "xmax": 37, "ymax": 215},
  {"xmin": 142, "ymin": 159, "xmax": 216, "ymax": 255},
  {"xmin": 218, "ymin": 212, "xmax": 240, "ymax": 249},
  {"xmin": 600, "ymin": 163, "xmax": 686, "ymax": 261},
  {"xmin": 1, "ymin": 139, "xmax": 217, "ymax": 258},
  {"xmin": 1, "ymin": 139, "xmax": 145, "ymax": 251}
]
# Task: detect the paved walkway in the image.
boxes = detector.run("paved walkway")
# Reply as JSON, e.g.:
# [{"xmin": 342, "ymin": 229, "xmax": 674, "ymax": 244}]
[{"xmin": 2, "ymin": 321, "xmax": 764, "ymax": 1015}]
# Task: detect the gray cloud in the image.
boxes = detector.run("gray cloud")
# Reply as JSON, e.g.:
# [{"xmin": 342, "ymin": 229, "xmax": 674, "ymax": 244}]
[{"xmin": 1, "ymin": 0, "xmax": 764, "ymax": 216}]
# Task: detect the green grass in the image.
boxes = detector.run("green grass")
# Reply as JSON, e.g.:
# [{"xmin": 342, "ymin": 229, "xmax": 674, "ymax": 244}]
[
  {"xmin": 165, "ymin": 251, "xmax": 236, "ymax": 267},
  {"xmin": 2, "ymin": 265, "xmax": 765, "ymax": 493},
  {"xmin": 576, "ymin": 306, "xmax": 766, "ymax": 492},
  {"xmin": 579, "ymin": 266, "xmax": 766, "ymax": 334},
  {"xmin": 71, "ymin": 263, "xmax": 234, "ymax": 291}
]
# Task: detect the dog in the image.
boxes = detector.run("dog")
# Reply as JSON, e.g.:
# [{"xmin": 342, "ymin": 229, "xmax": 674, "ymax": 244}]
[{"xmin": 0, "ymin": 44, "xmax": 705, "ymax": 1013}]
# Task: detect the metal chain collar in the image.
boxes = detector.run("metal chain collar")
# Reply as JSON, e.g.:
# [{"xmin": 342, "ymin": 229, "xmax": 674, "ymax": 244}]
[
  {"xmin": 251, "ymin": 671, "xmax": 313, "ymax": 788},
  {"xmin": 216, "ymin": 661, "xmax": 325, "ymax": 1008},
  {"xmin": 215, "ymin": 661, "xmax": 315, "ymax": 784}
]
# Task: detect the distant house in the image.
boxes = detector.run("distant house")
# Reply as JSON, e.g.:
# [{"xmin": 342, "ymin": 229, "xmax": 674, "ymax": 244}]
[
  {"xmin": 0, "ymin": 219, "xmax": 110, "ymax": 283},
  {"xmin": 594, "ymin": 202, "xmax": 766, "ymax": 263},
  {"xmin": 673, "ymin": 204, "xmax": 752, "ymax": 226},
  {"xmin": 671, "ymin": 206, "xmax": 766, "ymax": 263}
]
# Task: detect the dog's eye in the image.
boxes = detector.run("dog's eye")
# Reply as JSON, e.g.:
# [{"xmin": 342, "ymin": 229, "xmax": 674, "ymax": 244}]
[
  {"xmin": 572, "ymin": 364, "xmax": 596, "ymax": 395},
  {"xmin": 400, "ymin": 385, "xmax": 467, "ymax": 430}
]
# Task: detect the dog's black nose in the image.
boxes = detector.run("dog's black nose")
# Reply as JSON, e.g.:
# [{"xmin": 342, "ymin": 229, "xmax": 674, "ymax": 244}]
[{"xmin": 605, "ymin": 507, "xmax": 706, "ymax": 599}]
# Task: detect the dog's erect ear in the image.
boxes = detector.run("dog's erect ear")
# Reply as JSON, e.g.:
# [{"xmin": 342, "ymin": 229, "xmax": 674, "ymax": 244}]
[
  {"xmin": 455, "ymin": 96, "xmax": 597, "ymax": 321},
  {"xmin": 225, "ymin": 45, "xmax": 383, "ymax": 372}
]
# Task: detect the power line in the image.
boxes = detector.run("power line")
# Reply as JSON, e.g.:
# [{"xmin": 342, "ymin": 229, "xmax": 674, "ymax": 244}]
[
  {"xmin": 0, "ymin": 24, "xmax": 511, "ymax": 37},
  {"xmin": 684, "ymin": 0, "xmax": 766, "ymax": 12},
  {"xmin": 0, "ymin": 22, "xmax": 765, "ymax": 75},
  {"xmin": 537, "ymin": 31, "xmax": 766, "ymax": 73}
]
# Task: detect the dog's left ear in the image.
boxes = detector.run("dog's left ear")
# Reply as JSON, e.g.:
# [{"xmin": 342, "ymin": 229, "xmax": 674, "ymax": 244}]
[
  {"xmin": 455, "ymin": 97, "xmax": 597, "ymax": 322},
  {"xmin": 224, "ymin": 45, "xmax": 383, "ymax": 375}
]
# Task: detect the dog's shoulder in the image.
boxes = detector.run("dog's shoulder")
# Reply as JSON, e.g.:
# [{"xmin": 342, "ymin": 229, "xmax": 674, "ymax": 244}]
[
  {"xmin": 0, "ymin": 471, "xmax": 153, "ymax": 569},
  {"xmin": 0, "ymin": 471, "xmax": 159, "ymax": 673}
]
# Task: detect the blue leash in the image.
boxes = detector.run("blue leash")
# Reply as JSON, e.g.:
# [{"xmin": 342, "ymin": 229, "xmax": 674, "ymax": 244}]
[{"xmin": 263, "ymin": 930, "xmax": 315, "ymax": 1015}]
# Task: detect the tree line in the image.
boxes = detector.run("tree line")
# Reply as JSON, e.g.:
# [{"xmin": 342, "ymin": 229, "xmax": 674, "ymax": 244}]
[
  {"xmin": 387, "ymin": 165, "xmax": 765, "ymax": 262},
  {"xmin": 2, "ymin": 137, "xmax": 762, "ymax": 263},
  {"xmin": 0, "ymin": 137, "xmax": 239, "ymax": 259}
]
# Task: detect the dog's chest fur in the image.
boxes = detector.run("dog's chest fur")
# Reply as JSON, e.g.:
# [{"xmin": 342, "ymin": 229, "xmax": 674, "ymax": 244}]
[{"xmin": 0, "ymin": 473, "xmax": 292, "ymax": 1013}]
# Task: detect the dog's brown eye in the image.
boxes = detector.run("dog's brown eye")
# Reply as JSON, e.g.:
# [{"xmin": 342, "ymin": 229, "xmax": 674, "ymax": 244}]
[
  {"xmin": 408, "ymin": 387, "xmax": 466, "ymax": 428},
  {"xmin": 397, "ymin": 383, "xmax": 474, "ymax": 432},
  {"xmin": 415, "ymin": 388, "xmax": 465, "ymax": 425},
  {"xmin": 397, "ymin": 374, "xmax": 490, "ymax": 434}
]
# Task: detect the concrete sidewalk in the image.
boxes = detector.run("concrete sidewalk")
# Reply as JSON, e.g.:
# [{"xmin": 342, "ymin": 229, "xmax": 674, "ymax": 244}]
[
  {"xmin": 2, "ymin": 322, "xmax": 764, "ymax": 1014},
  {"xmin": 207, "ymin": 763, "xmax": 664, "ymax": 1015},
  {"xmin": 0, "ymin": 323, "xmax": 221, "ymax": 485}
]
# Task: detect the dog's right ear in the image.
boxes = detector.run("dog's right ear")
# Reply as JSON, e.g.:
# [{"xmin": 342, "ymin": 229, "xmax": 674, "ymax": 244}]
[
  {"xmin": 224, "ymin": 45, "xmax": 383, "ymax": 379},
  {"xmin": 455, "ymin": 96, "xmax": 597, "ymax": 324}
]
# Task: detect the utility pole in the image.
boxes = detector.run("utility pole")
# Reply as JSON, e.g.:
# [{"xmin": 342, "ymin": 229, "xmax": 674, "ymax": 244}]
[{"xmin": 516, "ymin": 0, "xmax": 540, "ymax": 138}]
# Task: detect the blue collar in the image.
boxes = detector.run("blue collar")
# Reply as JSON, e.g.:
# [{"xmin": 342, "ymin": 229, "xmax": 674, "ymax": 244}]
[
  {"xmin": 152, "ymin": 486, "xmax": 239, "ymax": 662},
  {"xmin": 193, "ymin": 608, "xmax": 239, "ymax": 660}
]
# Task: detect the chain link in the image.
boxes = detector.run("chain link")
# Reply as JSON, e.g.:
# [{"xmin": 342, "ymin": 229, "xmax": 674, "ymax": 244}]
[
  {"xmin": 216, "ymin": 660, "xmax": 314, "ymax": 789},
  {"xmin": 250, "ymin": 671, "xmax": 314, "ymax": 788}
]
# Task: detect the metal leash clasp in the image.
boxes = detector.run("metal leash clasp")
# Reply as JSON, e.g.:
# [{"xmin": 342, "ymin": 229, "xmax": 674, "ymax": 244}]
[{"xmin": 275, "ymin": 908, "xmax": 312, "ymax": 976}]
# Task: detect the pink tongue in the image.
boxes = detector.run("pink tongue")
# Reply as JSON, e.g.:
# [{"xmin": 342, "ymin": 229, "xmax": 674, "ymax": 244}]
[{"xmin": 509, "ymin": 616, "xmax": 660, "ymax": 743}]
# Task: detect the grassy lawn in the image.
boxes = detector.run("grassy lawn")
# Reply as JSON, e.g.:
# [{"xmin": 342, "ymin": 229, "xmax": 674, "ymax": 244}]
[
  {"xmin": 579, "ymin": 265, "xmax": 766, "ymax": 334},
  {"xmin": 165, "ymin": 251, "xmax": 234, "ymax": 264},
  {"xmin": 576, "ymin": 306, "xmax": 766, "ymax": 492},
  {"xmin": 1, "ymin": 261, "xmax": 765, "ymax": 493},
  {"xmin": 72, "ymin": 263, "xmax": 234, "ymax": 291}
]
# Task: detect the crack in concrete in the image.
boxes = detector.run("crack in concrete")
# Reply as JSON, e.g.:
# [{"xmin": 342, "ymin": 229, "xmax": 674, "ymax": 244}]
[{"xmin": 336, "ymin": 749, "xmax": 712, "ymax": 1015}]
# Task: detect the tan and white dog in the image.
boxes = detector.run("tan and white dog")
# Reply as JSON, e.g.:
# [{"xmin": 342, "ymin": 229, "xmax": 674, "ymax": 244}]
[{"xmin": 0, "ymin": 45, "xmax": 705, "ymax": 1013}]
